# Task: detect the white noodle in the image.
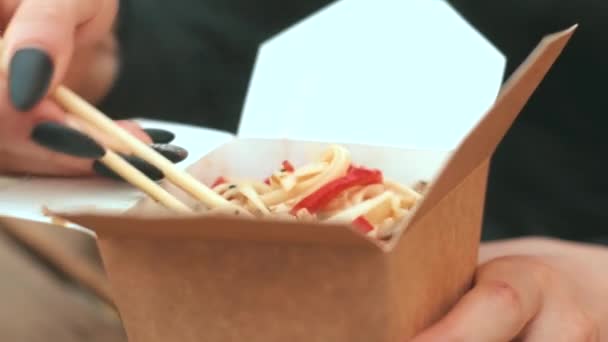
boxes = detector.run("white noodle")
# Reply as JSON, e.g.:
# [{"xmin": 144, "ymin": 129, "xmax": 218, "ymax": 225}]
[{"xmin": 204, "ymin": 145, "xmax": 425, "ymax": 241}]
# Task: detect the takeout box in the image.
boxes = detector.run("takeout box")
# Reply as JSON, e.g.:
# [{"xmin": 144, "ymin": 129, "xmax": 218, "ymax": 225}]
[
  {"xmin": 0, "ymin": 0, "xmax": 576, "ymax": 341},
  {"xmin": 59, "ymin": 32, "xmax": 574, "ymax": 342}
]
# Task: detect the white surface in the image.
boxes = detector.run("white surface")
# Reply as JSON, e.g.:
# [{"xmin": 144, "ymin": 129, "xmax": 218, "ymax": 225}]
[
  {"xmin": 238, "ymin": 0, "xmax": 505, "ymax": 150},
  {"xmin": 0, "ymin": 0, "xmax": 505, "ymax": 227}
]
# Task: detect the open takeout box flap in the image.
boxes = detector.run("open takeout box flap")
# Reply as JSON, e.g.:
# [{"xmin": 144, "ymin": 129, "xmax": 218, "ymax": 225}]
[
  {"xmin": 402, "ymin": 25, "xmax": 577, "ymax": 228},
  {"xmin": 58, "ymin": 19, "xmax": 578, "ymax": 249},
  {"xmin": 237, "ymin": 0, "xmax": 506, "ymax": 151},
  {"xmin": 0, "ymin": 119, "xmax": 235, "ymax": 225},
  {"xmin": 53, "ymin": 213, "xmax": 384, "ymax": 249}
]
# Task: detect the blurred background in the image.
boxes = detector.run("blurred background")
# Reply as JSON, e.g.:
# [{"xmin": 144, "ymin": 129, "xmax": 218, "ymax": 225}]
[{"xmin": 0, "ymin": 0, "xmax": 606, "ymax": 340}]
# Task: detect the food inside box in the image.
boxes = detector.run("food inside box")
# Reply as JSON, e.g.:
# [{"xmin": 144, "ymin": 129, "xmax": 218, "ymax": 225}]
[{"xmin": 197, "ymin": 145, "xmax": 428, "ymax": 240}]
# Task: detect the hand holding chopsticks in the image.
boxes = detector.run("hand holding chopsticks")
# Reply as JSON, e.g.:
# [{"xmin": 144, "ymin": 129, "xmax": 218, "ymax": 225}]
[
  {"xmin": 52, "ymin": 86, "xmax": 238, "ymax": 208},
  {"xmin": 0, "ymin": 36, "xmax": 240, "ymax": 214}
]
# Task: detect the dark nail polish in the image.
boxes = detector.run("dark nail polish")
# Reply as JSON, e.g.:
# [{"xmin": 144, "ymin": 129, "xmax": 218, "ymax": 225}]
[
  {"xmin": 143, "ymin": 128, "xmax": 175, "ymax": 144},
  {"xmin": 31, "ymin": 122, "xmax": 105, "ymax": 159},
  {"xmin": 9, "ymin": 48, "xmax": 54, "ymax": 111},
  {"xmin": 151, "ymin": 144, "xmax": 188, "ymax": 163},
  {"xmin": 93, "ymin": 155, "xmax": 164, "ymax": 181}
]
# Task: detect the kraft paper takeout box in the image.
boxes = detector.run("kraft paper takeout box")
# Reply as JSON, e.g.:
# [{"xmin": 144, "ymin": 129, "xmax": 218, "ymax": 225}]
[
  {"xmin": 0, "ymin": 0, "xmax": 576, "ymax": 341},
  {"xmin": 55, "ymin": 29, "xmax": 573, "ymax": 341}
]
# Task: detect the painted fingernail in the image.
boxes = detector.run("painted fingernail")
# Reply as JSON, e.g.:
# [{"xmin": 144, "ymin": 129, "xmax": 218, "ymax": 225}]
[
  {"xmin": 93, "ymin": 155, "xmax": 164, "ymax": 181},
  {"xmin": 151, "ymin": 144, "xmax": 188, "ymax": 163},
  {"xmin": 143, "ymin": 128, "xmax": 175, "ymax": 144},
  {"xmin": 9, "ymin": 48, "xmax": 54, "ymax": 111},
  {"xmin": 31, "ymin": 122, "xmax": 105, "ymax": 159}
]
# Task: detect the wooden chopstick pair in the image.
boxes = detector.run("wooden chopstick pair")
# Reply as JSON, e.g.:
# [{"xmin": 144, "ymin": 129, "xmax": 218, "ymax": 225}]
[{"xmin": 0, "ymin": 38, "xmax": 235, "ymax": 213}]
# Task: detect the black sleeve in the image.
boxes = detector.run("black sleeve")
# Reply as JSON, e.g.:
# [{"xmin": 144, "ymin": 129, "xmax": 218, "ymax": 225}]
[
  {"xmin": 99, "ymin": 0, "xmax": 335, "ymax": 133},
  {"xmin": 98, "ymin": 0, "xmax": 253, "ymax": 132}
]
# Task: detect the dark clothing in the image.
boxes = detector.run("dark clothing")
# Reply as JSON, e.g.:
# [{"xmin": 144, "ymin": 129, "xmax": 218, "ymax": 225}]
[
  {"xmin": 101, "ymin": 0, "xmax": 608, "ymax": 244},
  {"xmin": 102, "ymin": 0, "xmax": 335, "ymax": 131},
  {"xmin": 449, "ymin": 1, "xmax": 608, "ymax": 244}
]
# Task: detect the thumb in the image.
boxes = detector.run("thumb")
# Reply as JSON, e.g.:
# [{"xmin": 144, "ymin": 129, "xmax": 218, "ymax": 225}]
[
  {"xmin": 411, "ymin": 257, "xmax": 544, "ymax": 342},
  {"xmin": 2, "ymin": 0, "xmax": 117, "ymax": 112}
]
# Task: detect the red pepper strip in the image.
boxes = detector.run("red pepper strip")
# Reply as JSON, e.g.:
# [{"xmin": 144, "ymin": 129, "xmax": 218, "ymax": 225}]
[
  {"xmin": 353, "ymin": 216, "xmax": 374, "ymax": 234},
  {"xmin": 282, "ymin": 160, "xmax": 295, "ymax": 172},
  {"xmin": 211, "ymin": 176, "xmax": 227, "ymax": 187},
  {"xmin": 291, "ymin": 166, "xmax": 383, "ymax": 214},
  {"xmin": 263, "ymin": 177, "xmax": 271, "ymax": 185}
]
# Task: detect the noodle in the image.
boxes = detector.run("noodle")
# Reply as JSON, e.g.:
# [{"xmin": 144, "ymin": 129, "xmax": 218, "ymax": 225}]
[{"xmin": 206, "ymin": 145, "xmax": 425, "ymax": 240}]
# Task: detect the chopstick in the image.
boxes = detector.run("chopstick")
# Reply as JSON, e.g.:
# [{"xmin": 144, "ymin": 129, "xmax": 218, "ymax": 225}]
[
  {"xmin": 0, "ymin": 37, "xmax": 236, "ymax": 213},
  {"xmin": 99, "ymin": 150, "xmax": 192, "ymax": 212},
  {"xmin": 53, "ymin": 87, "xmax": 235, "ymax": 210}
]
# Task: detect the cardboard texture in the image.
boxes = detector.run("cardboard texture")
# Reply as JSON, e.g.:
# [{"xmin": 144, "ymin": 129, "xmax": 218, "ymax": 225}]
[
  {"xmin": 237, "ymin": 0, "xmax": 506, "ymax": 149},
  {"xmin": 57, "ymin": 27, "xmax": 575, "ymax": 342}
]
